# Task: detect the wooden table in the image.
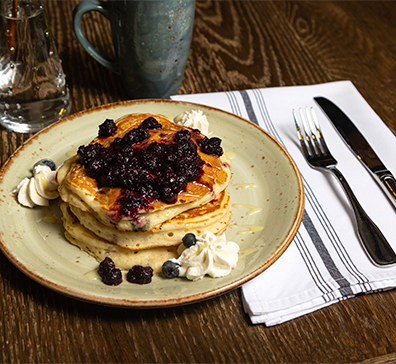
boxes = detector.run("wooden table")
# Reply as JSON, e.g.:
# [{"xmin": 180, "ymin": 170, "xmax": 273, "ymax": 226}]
[{"xmin": 2, "ymin": 1, "xmax": 396, "ymax": 362}]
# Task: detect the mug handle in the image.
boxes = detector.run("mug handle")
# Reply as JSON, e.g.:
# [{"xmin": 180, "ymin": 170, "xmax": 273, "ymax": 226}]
[{"xmin": 72, "ymin": 0, "xmax": 119, "ymax": 74}]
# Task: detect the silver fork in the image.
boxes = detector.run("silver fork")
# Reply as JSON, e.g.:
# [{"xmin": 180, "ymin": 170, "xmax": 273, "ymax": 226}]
[{"xmin": 293, "ymin": 107, "xmax": 396, "ymax": 266}]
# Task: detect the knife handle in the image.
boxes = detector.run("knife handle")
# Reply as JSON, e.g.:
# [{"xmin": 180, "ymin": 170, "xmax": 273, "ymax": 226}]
[
  {"xmin": 377, "ymin": 171, "xmax": 396, "ymax": 209},
  {"xmin": 329, "ymin": 166, "xmax": 396, "ymax": 266}
]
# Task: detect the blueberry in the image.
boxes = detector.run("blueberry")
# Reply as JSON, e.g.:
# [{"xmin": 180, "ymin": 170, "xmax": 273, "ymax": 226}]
[
  {"xmin": 33, "ymin": 158, "xmax": 56, "ymax": 171},
  {"xmin": 182, "ymin": 233, "xmax": 197, "ymax": 248},
  {"xmin": 98, "ymin": 257, "xmax": 115, "ymax": 272},
  {"xmin": 199, "ymin": 136, "xmax": 223, "ymax": 156},
  {"xmin": 159, "ymin": 186, "xmax": 177, "ymax": 203},
  {"xmin": 174, "ymin": 130, "xmax": 191, "ymax": 143},
  {"xmin": 127, "ymin": 265, "xmax": 154, "ymax": 284},
  {"xmin": 141, "ymin": 117, "xmax": 162, "ymax": 130},
  {"xmin": 102, "ymin": 268, "xmax": 122, "ymax": 286},
  {"xmin": 98, "ymin": 257, "xmax": 122, "ymax": 286},
  {"xmin": 123, "ymin": 127, "xmax": 149, "ymax": 145},
  {"xmin": 98, "ymin": 118, "xmax": 117, "ymax": 137},
  {"xmin": 162, "ymin": 260, "xmax": 180, "ymax": 278}
]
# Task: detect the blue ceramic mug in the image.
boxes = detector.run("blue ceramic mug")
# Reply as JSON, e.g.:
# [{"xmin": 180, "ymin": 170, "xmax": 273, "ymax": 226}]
[{"xmin": 73, "ymin": 0, "xmax": 195, "ymax": 99}]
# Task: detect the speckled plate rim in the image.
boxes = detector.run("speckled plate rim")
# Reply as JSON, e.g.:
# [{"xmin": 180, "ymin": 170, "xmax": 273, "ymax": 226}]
[{"xmin": 0, "ymin": 99, "xmax": 305, "ymax": 308}]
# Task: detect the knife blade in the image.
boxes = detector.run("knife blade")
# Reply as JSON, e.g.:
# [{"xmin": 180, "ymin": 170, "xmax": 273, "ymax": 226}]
[{"xmin": 314, "ymin": 96, "xmax": 396, "ymax": 209}]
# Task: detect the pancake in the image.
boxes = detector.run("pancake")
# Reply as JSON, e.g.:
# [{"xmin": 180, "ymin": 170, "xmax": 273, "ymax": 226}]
[
  {"xmin": 57, "ymin": 112, "xmax": 233, "ymax": 274},
  {"xmin": 57, "ymin": 113, "xmax": 231, "ymax": 231},
  {"xmin": 60, "ymin": 201, "xmax": 178, "ymax": 273},
  {"xmin": 67, "ymin": 190, "xmax": 231, "ymax": 250}
]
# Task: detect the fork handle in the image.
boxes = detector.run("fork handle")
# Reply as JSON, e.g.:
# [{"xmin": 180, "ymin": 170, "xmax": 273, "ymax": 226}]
[{"xmin": 329, "ymin": 166, "xmax": 396, "ymax": 266}]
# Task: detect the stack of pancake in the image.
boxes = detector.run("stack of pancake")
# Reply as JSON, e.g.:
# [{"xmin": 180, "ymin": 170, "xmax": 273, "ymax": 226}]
[{"xmin": 57, "ymin": 113, "xmax": 232, "ymax": 273}]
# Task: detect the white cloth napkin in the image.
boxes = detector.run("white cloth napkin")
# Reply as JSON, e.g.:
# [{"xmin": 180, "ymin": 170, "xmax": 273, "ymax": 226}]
[{"xmin": 171, "ymin": 80, "xmax": 396, "ymax": 326}]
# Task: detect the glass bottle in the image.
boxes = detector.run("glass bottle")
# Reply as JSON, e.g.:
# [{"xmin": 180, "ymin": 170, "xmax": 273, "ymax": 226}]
[{"xmin": 0, "ymin": 0, "xmax": 71, "ymax": 133}]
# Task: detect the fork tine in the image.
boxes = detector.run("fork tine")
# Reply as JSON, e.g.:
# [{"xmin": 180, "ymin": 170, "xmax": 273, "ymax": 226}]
[
  {"xmin": 292, "ymin": 109, "xmax": 312, "ymax": 157},
  {"xmin": 303, "ymin": 107, "xmax": 324, "ymax": 156},
  {"xmin": 308, "ymin": 107, "xmax": 330, "ymax": 155},
  {"xmin": 295, "ymin": 107, "xmax": 317, "ymax": 156},
  {"xmin": 293, "ymin": 107, "xmax": 330, "ymax": 158}
]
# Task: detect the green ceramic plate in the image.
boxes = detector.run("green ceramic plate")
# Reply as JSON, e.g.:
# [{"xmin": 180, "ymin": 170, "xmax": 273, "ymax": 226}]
[{"xmin": 0, "ymin": 100, "xmax": 304, "ymax": 307}]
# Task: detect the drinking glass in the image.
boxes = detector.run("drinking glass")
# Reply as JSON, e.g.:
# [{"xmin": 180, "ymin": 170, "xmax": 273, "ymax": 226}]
[{"xmin": 0, "ymin": 0, "xmax": 71, "ymax": 133}]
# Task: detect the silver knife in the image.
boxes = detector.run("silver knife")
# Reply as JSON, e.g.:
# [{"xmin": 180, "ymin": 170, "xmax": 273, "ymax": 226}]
[{"xmin": 314, "ymin": 96, "xmax": 396, "ymax": 210}]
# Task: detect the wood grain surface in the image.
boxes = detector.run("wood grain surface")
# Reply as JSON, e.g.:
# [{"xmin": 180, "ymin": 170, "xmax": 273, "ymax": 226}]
[{"xmin": 2, "ymin": 1, "xmax": 396, "ymax": 363}]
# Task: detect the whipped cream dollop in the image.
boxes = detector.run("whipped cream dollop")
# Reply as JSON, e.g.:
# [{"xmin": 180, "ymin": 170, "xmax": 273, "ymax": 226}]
[
  {"xmin": 174, "ymin": 110, "xmax": 209, "ymax": 136},
  {"xmin": 12, "ymin": 164, "xmax": 59, "ymax": 208},
  {"xmin": 172, "ymin": 231, "xmax": 239, "ymax": 281}
]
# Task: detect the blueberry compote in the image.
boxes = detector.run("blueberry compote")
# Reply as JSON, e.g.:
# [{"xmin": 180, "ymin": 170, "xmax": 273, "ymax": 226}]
[
  {"xmin": 77, "ymin": 117, "xmax": 223, "ymax": 220},
  {"xmin": 199, "ymin": 136, "xmax": 223, "ymax": 156},
  {"xmin": 98, "ymin": 257, "xmax": 122, "ymax": 286},
  {"xmin": 127, "ymin": 265, "xmax": 154, "ymax": 284},
  {"xmin": 98, "ymin": 118, "xmax": 117, "ymax": 137}
]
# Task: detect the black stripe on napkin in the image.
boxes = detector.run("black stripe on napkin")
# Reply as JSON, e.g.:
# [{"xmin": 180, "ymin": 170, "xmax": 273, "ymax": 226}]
[
  {"xmin": 293, "ymin": 229, "xmax": 337, "ymax": 301},
  {"xmin": 239, "ymin": 90, "xmax": 258, "ymax": 125},
  {"xmin": 302, "ymin": 177, "xmax": 372, "ymax": 291},
  {"xmin": 302, "ymin": 212, "xmax": 353, "ymax": 296}
]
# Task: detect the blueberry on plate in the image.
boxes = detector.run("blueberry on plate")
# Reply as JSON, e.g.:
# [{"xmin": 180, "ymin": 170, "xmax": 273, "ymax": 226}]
[
  {"xmin": 98, "ymin": 257, "xmax": 122, "ymax": 286},
  {"xmin": 33, "ymin": 158, "xmax": 56, "ymax": 171},
  {"xmin": 162, "ymin": 260, "xmax": 180, "ymax": 278},
  {"xmin": 182, "ymin": 233, "xmax": 197, "ymax": 248},
  {"xmin": 127, "ymin": 265, "xmax": 154, "ymax": 284}
]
